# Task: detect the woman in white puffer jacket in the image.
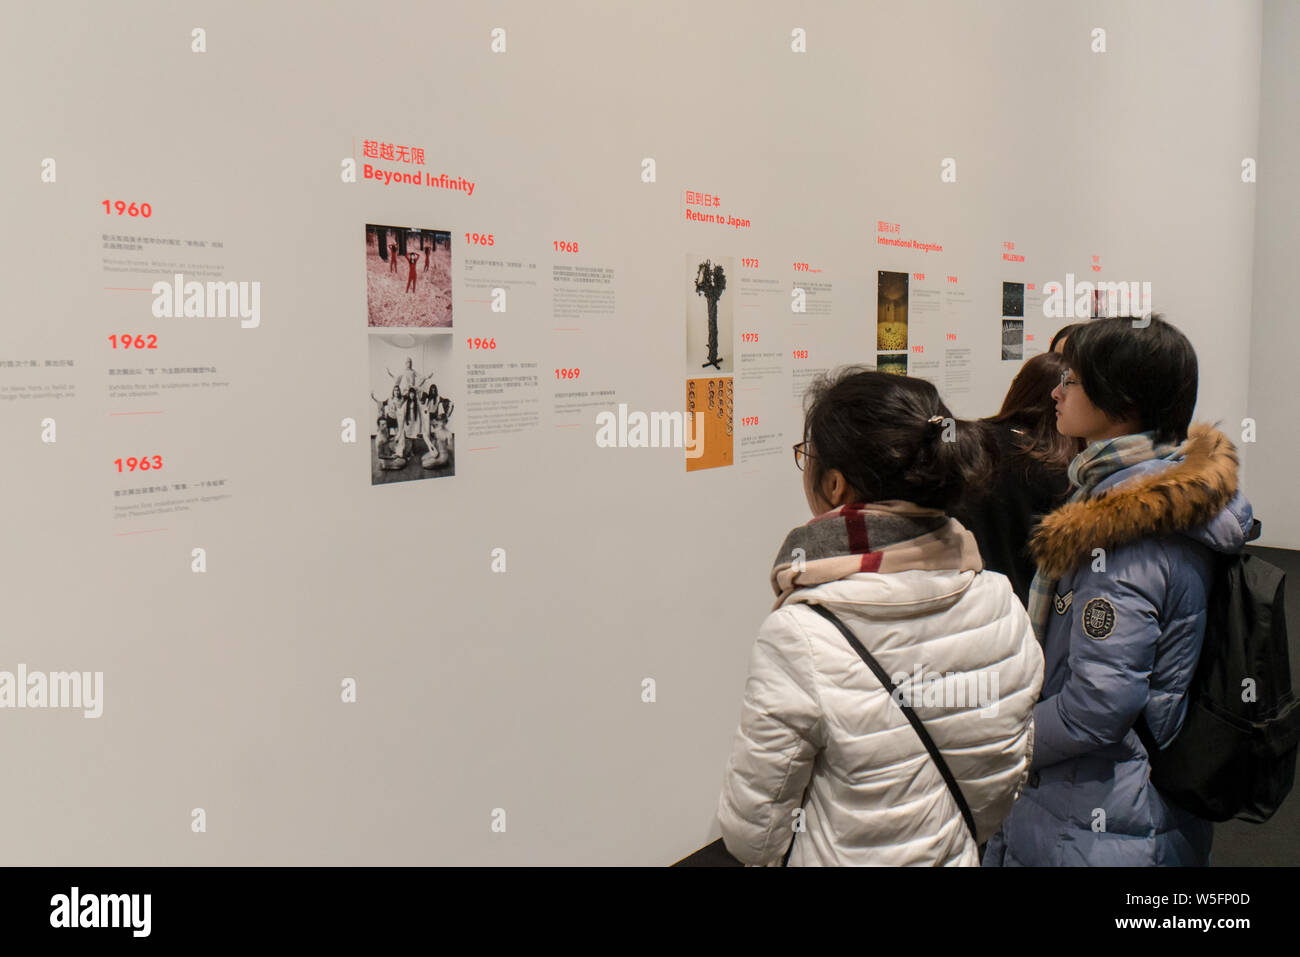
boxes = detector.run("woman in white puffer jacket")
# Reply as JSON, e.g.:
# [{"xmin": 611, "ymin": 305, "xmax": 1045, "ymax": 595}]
[{"xmin": 717, "ymin": 367, "xmax": 1045, "ymax": 866}]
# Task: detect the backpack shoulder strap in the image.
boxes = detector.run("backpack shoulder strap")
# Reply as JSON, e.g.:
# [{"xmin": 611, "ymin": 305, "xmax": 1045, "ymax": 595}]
[{"xmin": 805, "ymin": 602, "xmax": 979, "ymax": 843}]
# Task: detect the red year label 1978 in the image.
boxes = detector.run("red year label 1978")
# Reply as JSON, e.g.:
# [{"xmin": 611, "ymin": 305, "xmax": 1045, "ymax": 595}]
[
  {"xmin": 742, "ymin": 416, "xmax": 759, "ymax": 426},
  {"xmin": 109, "ymin": 334, "xmax": 158, "ymax": 349},
  {"xmin": 115, "ymin": 455, "xmax": 162, "ymax": 472}
]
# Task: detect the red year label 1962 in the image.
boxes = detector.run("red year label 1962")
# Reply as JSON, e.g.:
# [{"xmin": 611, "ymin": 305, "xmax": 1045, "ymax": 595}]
[
  {"xmin": 109, "ymin": 334, "xmax": 158, "ymax": 349},
  {"xmin": 467, "ymin": 337, "xmax": 496, "ymax": 350},
  {"xmin": 115, "ymin": 455, "xmax": 162, "ymax": 472}
]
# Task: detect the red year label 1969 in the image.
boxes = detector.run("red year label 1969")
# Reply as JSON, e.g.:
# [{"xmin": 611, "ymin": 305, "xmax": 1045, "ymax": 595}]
[
  {"xmin": 467, "ymin": 337, "xmax": 497, "ymax": 350},
  {"xmin": 109, "ymin": 334, "xmax": 158, "ymax": 349},
  {"xmin": 102, "ymin": 200, "xmax": 152, "ymax": 217},
  {"xmin": 554, "ymin": 368, "xmax": 580, "ymax": 379},
  {"xmin": 115, "ymin": 455, "xmax": 162, "ymax": 472}
]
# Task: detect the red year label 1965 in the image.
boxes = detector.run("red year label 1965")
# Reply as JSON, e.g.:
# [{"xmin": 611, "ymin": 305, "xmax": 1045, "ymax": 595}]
[
  {"xmin": 465, "ymin": 233, "xmax": 495, "ymax": 246},
  {"xmin": 109, "ymin": 334, "xmax": 158, "ymax": 349},
  {"xmin": 467, "ymin": 337, "xmax": 496, "ymax": 350},
  {"xmin": 115, "ymin": 455, "xmax": 162, "ymax": 472}
]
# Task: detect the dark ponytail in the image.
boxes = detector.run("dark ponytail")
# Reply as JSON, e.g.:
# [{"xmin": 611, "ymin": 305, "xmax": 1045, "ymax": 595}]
[{"xmin": 803, "ymin": 366, "xmax": 993, "ymax": 512}]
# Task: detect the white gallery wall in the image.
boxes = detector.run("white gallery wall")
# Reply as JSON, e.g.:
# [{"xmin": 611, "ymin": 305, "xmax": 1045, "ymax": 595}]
[{"xmin": 0, "ymin": 0, "xmax": 1283, "ymax": 865}]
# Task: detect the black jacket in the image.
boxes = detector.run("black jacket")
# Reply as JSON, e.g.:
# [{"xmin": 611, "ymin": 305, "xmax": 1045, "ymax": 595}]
[{"xmin": 952, "ymin": 422, "xmax": 1070, "ymax": 607}]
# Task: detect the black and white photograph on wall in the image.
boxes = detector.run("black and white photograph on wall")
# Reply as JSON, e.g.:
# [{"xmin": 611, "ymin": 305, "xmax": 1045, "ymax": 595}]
[
  {"xmin": 876, "ymin": 352, "xmax": 908, "ymax": 376},
  {"xmin": 369, "ymin": 333, "xmax": 455, "ymax": 485},
  {"xmin": 366, "ymin": 224, "xmax": 452, "ymax": 328},
  {"xmin": 877, "ymin": 271, "xmax": 909, "ymax": 351},
  {"xmin": 687, "ymin": 254, "xmax": 733, "ymax": 375},
  {"xmin": 1001, "ymin": 319, "xmax": 1024, "ymax": 360},
  {"xmin": 1002, "ymin": 281, "xmax": 1024, "ymax": 317},
  {"xmin": 1092, "ymin": 287, "xmax": 1106, "ymax": 318}
]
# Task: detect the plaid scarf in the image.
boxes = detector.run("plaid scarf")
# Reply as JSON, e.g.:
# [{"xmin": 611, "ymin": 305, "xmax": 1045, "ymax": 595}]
[
  {"xmin": 1025, "ymin": 431, "xmax": 1185, "ymax": 640},
  {"xmin": 770, "ymin": 500, "xmax": 983, "ymax": 610}
]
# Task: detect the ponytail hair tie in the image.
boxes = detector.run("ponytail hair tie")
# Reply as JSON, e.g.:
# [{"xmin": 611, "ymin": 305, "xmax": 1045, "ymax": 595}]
[{"xmin": 927, "ymin": 414, "xmax": 945, "ymax": 426}]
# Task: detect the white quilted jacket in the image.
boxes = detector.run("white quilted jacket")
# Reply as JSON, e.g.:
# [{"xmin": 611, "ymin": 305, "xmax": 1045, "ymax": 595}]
[{"xmin": 717, "ymin": 568, "xmax": 1044, "ymax": 866}]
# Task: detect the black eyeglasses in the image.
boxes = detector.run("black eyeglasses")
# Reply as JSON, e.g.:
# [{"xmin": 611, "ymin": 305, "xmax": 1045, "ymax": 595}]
[{"xmin": 793, "ymin": 441, "xmax": 815, "ymax": 471}]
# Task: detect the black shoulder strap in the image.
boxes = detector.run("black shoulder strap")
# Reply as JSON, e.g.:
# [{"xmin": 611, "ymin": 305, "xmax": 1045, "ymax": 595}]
[{"xmin": 806, "ymin": 602, "xmax": 979, "ymax": 843}]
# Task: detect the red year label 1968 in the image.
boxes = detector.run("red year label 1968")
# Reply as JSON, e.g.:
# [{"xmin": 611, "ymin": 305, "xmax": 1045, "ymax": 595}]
[
  {"xmin": 554, "ymin": 241, "xmax": 579, "ymax": 253},
  {"xmin": 115, "ymin": 455, "xmax": 162, "ymax": 472}
]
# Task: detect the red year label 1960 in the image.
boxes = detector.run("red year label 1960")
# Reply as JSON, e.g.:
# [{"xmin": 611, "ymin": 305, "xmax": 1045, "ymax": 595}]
[{"xmin": 102, "ymin": 200, "xmax": 152, "ymax": 217}]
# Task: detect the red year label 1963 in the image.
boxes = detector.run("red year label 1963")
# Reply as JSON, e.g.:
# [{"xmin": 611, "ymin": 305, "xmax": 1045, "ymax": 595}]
[
  {"xmin": 115, "ymin": 455, "xmax": 162, "ymax": 472},
  {"xmin": 102, "ymin": 200, "xmax": 152, "ymax": 217},
  {"xmin": 554, "ymin": 368, "xmax": 580, "ymax": 379},
  {"xmin": 467, "ymin": 337, "xmax": 496, "ymax": 350},
  {"xmin": 465, "ymin": 233, "xmax": 495, "ymax": 246},
  {"xmin": 109, "ymin": 334, "xmax": 158, "ymax": 349}
]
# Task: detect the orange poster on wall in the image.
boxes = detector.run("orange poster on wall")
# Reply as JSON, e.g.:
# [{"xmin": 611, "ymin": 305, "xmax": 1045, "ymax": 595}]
[{"xmin": 686, "ymin": 376, "xmax": 733, "ymax": 471}]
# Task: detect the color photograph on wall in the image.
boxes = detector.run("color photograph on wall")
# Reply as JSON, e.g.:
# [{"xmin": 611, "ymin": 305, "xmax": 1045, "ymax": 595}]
[
  {"xmin": 366, "ymin": 224, "xmax": 452, "ymax": 328},
  {"xmin": 876, "ymin": 353, "xmax": 908, "ymax": 376},
  {"xmin": 877, "ymin": 270, "xmax": 909, "ymax": 351},
  {"xmin": 685, "ymin": 376, "xmax": 733, "ymax": 471}
]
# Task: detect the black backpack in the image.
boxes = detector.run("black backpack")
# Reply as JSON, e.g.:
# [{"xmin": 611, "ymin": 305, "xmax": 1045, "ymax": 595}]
[{"xmin": 1137, "ymin": 521, "xmax": 1300, "ymax": 822}]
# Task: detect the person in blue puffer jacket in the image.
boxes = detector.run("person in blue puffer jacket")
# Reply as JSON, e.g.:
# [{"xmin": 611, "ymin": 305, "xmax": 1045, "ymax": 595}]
[{"xmin": 983, "ymin": 314, "xmax": 1253, "ymax": 867}]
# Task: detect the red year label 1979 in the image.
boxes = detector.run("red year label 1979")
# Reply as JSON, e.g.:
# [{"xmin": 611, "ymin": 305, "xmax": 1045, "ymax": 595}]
[
  {"xmin": 109, "ymin": 334, "xmax": 158, "ymax": 349},
  {"xmin": 115, "ymin": 455, "xmax": 162, "ymax": 472}
]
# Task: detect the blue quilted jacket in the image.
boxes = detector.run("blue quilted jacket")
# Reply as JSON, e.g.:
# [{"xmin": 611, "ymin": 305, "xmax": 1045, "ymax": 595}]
[{"xmin": 984, "ymin": 425, "xmax": 1253, "ymax": 866}]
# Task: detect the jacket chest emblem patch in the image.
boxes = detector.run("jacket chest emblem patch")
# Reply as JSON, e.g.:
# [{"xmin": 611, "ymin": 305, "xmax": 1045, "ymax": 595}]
[
  {"xmin": 1081, "ymin": 597, "xmax": 1117, "ymax": 640},
  {"xmin": 1053, "ymin": 590, "xmax": 1073, "ymax": 615}
]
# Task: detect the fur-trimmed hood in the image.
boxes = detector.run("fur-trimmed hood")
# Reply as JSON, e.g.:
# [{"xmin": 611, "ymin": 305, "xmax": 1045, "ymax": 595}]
[{"xmin": 1029, "ymin": 424, "xmax": 1254, "ymax": 580}]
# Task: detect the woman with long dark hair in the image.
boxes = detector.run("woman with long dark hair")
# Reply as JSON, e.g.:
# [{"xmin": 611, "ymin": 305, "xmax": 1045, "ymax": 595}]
[
  {"xmin": 952, "ymin": 352, "xmax": 1074, "ymax": 605},
  {"xmin": 716, "ymin": 367, "xmax": 1044, "ymax": 865}
]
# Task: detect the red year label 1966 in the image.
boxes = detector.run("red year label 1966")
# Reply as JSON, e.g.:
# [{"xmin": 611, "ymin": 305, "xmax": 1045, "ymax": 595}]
[
  {"xmin": 115, "ymin": 455, "xmax": 162, "ymax": 472},
  {"xmin": 467, "ymin": 337, "xmax": 496, "ymax": 350}
]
